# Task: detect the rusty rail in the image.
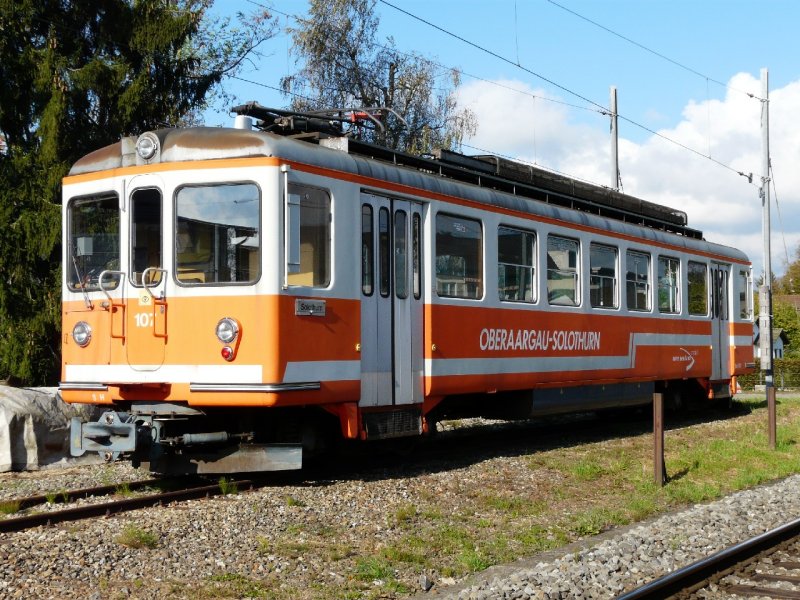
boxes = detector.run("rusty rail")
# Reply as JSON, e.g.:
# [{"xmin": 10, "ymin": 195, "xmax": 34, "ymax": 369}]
[{"xmin": 0, "ymin": 479, "xmax": 254, "ymax": 534}]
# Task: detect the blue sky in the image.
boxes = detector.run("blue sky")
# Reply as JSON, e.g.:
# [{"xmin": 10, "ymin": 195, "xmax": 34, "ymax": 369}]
[{"xmin": 205, "ymin": 0, "xmax": 800, "ymax": 282}]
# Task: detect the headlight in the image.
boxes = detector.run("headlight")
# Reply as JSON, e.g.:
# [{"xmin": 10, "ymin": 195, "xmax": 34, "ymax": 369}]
[
  {"xmin": 72, "ymin": 321, "xmax": 92, "ymax": 347},
  {"xmin": 215, "ymin": 318, "xmax": 239, "ymax": 344},
  {"xmin": 136, "ymin": 133, "xmax": 158, "ymax": 160}
]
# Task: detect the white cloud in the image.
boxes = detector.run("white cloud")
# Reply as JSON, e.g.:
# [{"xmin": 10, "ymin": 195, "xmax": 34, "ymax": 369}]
[{"xmin": 456, "ymin": 73, "xmax": 800, "ymax": 279}]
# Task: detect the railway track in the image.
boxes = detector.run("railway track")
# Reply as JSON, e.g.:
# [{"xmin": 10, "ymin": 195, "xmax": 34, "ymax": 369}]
[
  {"xmin": 618, "ymin": 516, "xmax": 800, "ymax": 599},
  {"xmin": 0, "ymin": 404, "xmax": 738, "ymax": 537},
  {"xmin": 0, "ymin": 477, "xmax": 257, "ymax": 534}
]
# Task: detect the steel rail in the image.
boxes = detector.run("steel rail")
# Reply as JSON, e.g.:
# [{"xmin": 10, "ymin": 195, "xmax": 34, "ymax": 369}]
[
  {"xmin": 616, "ymin": 515, "xmax": 800, "ymax": 599},
  {"xmin": 0, "ymin": 479, "xmax": 254, "ymax": 534},
  {"xmin": 9, "ymin": 478, "xmax": 172, "ymax": 511}
]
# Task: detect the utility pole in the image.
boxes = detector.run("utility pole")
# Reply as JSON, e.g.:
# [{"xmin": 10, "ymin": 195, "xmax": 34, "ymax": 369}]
[
  {"xmin": 610, "ymin": 86, "xmax": 619, "ymax": 191},
  {"xmin": 758, "ymin": 67, "xmax": 776, "ymax": 449}
]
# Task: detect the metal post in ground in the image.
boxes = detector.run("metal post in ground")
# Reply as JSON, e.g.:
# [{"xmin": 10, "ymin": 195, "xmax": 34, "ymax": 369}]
[
  {"xmin": 768, "ymin": 386, "xmax": 777, "ymax": 449},
  {"xmin": 653, "ymin": 392, "xmax": 666, "ymax": 486},
  {"xmin": 759, "ymin": 67, "xmax": 776, "ymax": 450}
]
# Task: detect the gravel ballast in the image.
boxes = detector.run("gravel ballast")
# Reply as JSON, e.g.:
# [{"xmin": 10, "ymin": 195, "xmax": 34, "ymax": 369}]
[
  {"xmin": 1, "ymin": 407, "xmax": 800, "ymax": 599},
  {"xmin": 429, "ymin": 474, "xmax": 800, "ymax": 599}
]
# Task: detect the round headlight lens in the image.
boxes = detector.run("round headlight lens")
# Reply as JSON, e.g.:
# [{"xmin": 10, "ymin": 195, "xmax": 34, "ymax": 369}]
[
  {"xmin": 136, "ymin": 133, "xmax": 158, "ymax": 160},
  {"xmin": 215, "ymin": 318, "xmax": 239, "ymax": 344},
  {"xmin": 72, "ymin": 321, "xmax": 92, "ymax": 347}
]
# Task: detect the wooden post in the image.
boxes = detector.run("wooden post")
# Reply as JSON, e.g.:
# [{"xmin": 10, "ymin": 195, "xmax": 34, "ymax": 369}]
[
  {"xmin": 768, "ymin": 386, "xmax": 777, "ymax": 449},
  {"xmin": 654, "ymin": 392, "xmax": 666, "ymax": 486}
]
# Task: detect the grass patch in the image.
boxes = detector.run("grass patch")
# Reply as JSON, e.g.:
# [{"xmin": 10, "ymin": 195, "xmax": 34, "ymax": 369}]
[
  {"xmin": 570, "ymin": 507, "xmax": 627, "ymax": 537},
  {"xmin": 115, "ymin": 482, "xmax": 133, "ymax": 497},
  {"xmin": 381, "ymin": 541, "xmax": 428, "ymax": 566},
  {"xmin": 392, "ymin": 503, "xmax": 417, "ymax": 526},
  {"xmin": 0, "ymin": 500, "xmax": 21, "ymax": 515},
  {"xmin": 115, "ymin": 524, "xmax": 159, "ymax": 549},
  {"xmin": 458, "ymin": 547, "xmax": 492, "ymax": 572},
  {"xmin": 354, "ymin": 555, "xmax": 394, "ymax": 582},
  {"xmin": 284, "ymin": 494, "xmax": 305, "ymax": 507},
  {"xmin": 420, "ymin": 506, "xmax": 444, "ymax": 520},
  {"xmin": 206, "ymin": 573, "xmax": 271, "ymax": 599},
  {"xmin": 515, "ymin": 525, "xmax": 569, "ymax": 554},
  {"xmin": 408, "ymin": 396, "xmax": 800, "ymax": 584},
  {"xmin": 275, "ymin": 540, "xmax": 311, "ymax": 558},
  {"xmin": 626, "ymin": 493, "xmax": 658, "ymax": 521},
  {"xmin": 218, "ymin": 477, "xmax": 238, "ymax": 496},
  {"xmin": 324, "ymin": 543, "xmax": 355, "ymax": 562},
  {"xmin": 284, "ymin": 523, "xmax": 304, "ymax": 536},
  {"xmin": 480, "ymin": 493, "xmax": 528, "ymax": 515},
  {"xmin": 352, "ymin": 556, "xmax": 411, "ymax": 596},
  {"xmin": 570, "ymin": 458, "xmax": 604, "ymax": 481},
  {"xmin": 44, "ymin": 489, "xmax": 69, "ymax": 504}
]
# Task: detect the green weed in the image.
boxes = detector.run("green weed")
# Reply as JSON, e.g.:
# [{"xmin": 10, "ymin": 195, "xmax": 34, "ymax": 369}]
[
  {"xmin": 115, "ymin": 524, "xmax": 158, "ymax": 549},
  {"xmin": 206, "ymin": 573, "xmax": 270, "ymax": 599},
  {"xmin": 392, "ymin": 503, "xmax": 417, "ymax": 526},
  {"xmin": 354, "ymin": 555, "xmax": 394, "ymax": 582},
  {"xmin": 218, "ymin": 477, "xmax": 238, "ymax": 496},
  {"xmin": 115, "ymin": 482, "xmax": 133, "ymax": 497},
  {"xmin": 0, "ymin": 500, "xmax": 21, "ymax": 515},
  {"xmin": 284, "ymin": 494, "xmax": 305, "ymax": 507},
  {"xmin": 571, "ymin": 459, "xmax": 604, "ymax": 481},
  {"xmin": 570, "ymin": 507, "xmax": 626, "ymax": 537}
]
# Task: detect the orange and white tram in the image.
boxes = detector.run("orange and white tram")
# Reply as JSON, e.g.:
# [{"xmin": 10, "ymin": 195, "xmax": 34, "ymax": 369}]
[{"xmin": 62, "ymin": 106, "xmax": 755, "ymax": 473}]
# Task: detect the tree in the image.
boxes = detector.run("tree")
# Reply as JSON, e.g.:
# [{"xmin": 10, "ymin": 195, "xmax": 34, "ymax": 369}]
[
  {"xmin": 0, "ymin": 0, "xmax": 275, "ymax": 384},
  {"xmin": 281, "ymin": 0, "xmax": 475, "ymax": 154},
  {"xmin": 773, "ymin": 300, "xmax": 800, "ymax": 356},
  {"xmin": 775, "ymin": 243, "xmax": 800, "ymax": 294}
]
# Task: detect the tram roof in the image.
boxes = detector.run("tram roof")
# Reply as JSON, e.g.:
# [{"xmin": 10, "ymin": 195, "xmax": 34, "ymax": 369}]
[{"xmin": 67, "ymin": 110, "xmax": 751, "ymax": 264}]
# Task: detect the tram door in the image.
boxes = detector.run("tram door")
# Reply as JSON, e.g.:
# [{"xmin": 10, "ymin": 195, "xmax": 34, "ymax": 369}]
[
  {"xmin": 710, "ymin": 262, "xmax": 731, "ymax": 381},
  {"xmin": 359, "ymin": 193, "xmax": 424, "ymax": 407},
  {"xmin": 125, "ymin": 180, "xmax": 167, "ymax": 369}
]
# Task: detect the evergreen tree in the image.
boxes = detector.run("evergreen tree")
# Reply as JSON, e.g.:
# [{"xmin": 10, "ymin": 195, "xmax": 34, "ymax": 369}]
[
  {"xmin": 281, "ymin": 0, "xmax": 475, "ymax": 154},
  {"xmin": 0, "ymin": 0, "xmax": 275, "ymax": 384}
]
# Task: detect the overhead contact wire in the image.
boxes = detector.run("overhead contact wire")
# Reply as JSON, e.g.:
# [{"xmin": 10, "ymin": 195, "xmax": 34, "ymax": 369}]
[
  {"xmin": 545, "ymin": 0, "xmax": 763, "ymax": 101},
  {"xmin": 378, "ymin": 0, "xmax": 759, "ymax": 184}
]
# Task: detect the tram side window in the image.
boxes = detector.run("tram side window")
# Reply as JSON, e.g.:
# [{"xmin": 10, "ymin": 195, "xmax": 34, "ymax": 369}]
[
  {"xmin": 547, "ymin": 235, "xmax": 579, "ymax": 306},
  {"xmin": 361, "ymin": 205, "xmax": 373, "ymax": 295},
  {"xmin": 67, "ymin": 194, "xmax": 121, "ymax": 291},
  {"xmin": 286, "ymin": 184, "xmax": 331, "ymax": 287},
  {"xmin": 498, "ymin": 226, "xmax": 536, "ymax": 303},
  {"xmin": 394, "ymin": 211, "xmax": 408, "ymax": 299},
  {"xmin": 589, "ymin": 243, "xmax": 617, "ymax": 309},
  {"xmin": 688, "ymin": 261, "xmax": 708, "ymax": 316},
  {"xmin": 626, "ymin": 250, "xmax": 651, "ymax": 311},
  {"xmin": 739, "ymin": 269, "xmax": 753, "ymax": 319},
  {"xmin": 658, "ymin": 256, "xmax": 680, "ymax": 314},
  {"xmin": 176, "ymin": 183, "xmax": 260, "ymax": 285},
  {"xmin": 379, "ymin": 208, "xmax": 390, "ymax": 297},
  {"xmin": 436, "ymin": 213, "xmax": 482, "ymax": 299},
  {"xmin": 131, "ymin": 188, "xmax": 162, "ymax": 286},
  {"xmin": 413, "ymin": 213, "xmax": 421, "ymax": 300}
]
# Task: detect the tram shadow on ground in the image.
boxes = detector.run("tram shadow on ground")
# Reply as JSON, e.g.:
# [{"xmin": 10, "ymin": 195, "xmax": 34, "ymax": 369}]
[{"xmin": 301, "ymin": 395, "xmax": 759, "ymax": 483}]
